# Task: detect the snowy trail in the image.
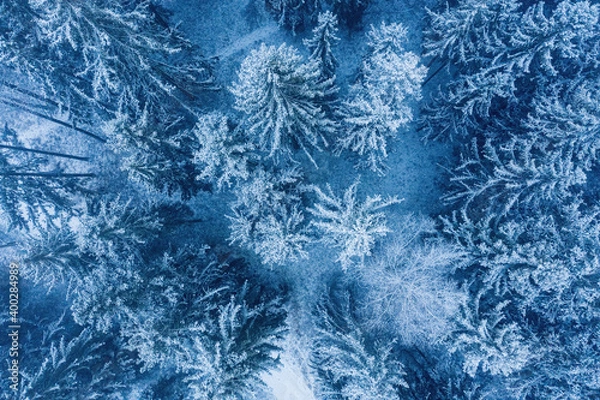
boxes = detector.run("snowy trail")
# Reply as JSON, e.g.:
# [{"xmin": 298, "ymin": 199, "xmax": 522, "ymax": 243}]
[
  {"xmin": 262, "ymin": 353, "xmax": 316, "ymax": 400},
  {"xmin": 212, "ymin": 24, "xmax": 278, "ymax": 59}
]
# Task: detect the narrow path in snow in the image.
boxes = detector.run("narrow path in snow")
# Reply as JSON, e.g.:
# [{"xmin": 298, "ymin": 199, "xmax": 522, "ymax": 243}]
[
  {"xmin": 262, "ymin": 354, "xmax": 316, "ymax": 400},
  {"xmin": 211, "ymin": 24, "xmax": 278, "ymax": 59}
]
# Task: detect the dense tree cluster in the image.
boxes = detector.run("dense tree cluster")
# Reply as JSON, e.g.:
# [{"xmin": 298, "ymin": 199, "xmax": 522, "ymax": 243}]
[
  {"xmin": 228, "ymin": 167, "xmax": 311, "ymax": 266},
  {"xmin": 423, "ymin": 0, "xmax": 600, "ymax": 397},
  {"xmin": 1, "ymin": 0, "xmax": 598, "ymax": 398},
  {"xmin": 0, "ymin": 0, "xmax": 213, "ymax": 121}
]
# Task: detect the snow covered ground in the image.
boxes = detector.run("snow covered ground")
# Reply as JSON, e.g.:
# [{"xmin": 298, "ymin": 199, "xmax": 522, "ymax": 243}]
[{"xmin": 262, "ymin": 356, "xmax": 317, "ymax": 400}]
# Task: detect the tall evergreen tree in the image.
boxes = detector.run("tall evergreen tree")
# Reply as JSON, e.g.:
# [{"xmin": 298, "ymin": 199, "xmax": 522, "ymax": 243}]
[
  {"xmin": 0, "ymin": 0, "xmax": 213, "ymax": 123},
  {"xmin": 336, "ymin": 22, "xmax": 426, "ymax": 174},
  {"xmin": 303, "ymin": 11, "xmax": 340, "ymax": 80},
  {"xmin": 231, "ymin": 43, "xmax": 336, "ymax": 166},
  {"xmin": 181, "ymin": 284, "xmax": 287, "ymax": 399},
  {"xmin": 191, "ymin": 112, "xmax": 252, "ymax": 191},
  {"xmin": 309, "ymin": 179, "xmax": 401, "ymax": 268},
  {"xmin": 310, "ymin": 287, "xmax": 407, "ymax": 399}
]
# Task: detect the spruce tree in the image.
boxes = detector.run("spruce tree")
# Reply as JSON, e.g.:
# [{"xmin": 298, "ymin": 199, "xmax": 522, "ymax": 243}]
[
  {"xmin": 303, "ymin": 11, "xmax": 340, "ymax": 80},
  {"xmin": 231, "ymin": 43, "xmax": 336, "ymax": 166}
]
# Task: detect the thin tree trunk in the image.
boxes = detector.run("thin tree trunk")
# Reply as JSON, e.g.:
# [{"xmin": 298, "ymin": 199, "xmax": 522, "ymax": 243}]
[
  {"xmin": 152, "ymin": 65, "xmax": 197, "ymax": 101},
  {"xmin": 0, "ymin": 144, "xmax": 89, "ymax": 161},
  {"xmin": 422, "ymin": 61, "xmax": 447, "ymax": 87},
  {"xmin": 0, "ymin": 172, "xmax": 96, "ymax": 178},
  {"xmin": 0, "ymin": 99, "xmax": 107, "ymax": 143},
  {"xmin": 0, "ymin": 80, "xmax": 60, "ymax": 107},
  {"xmin": 164, "ymin": 218, "xmax": 204, "ymax": 227},
  {"xmin": 425, "ymin": 55, "xmax": 439, "ymax": 68}
]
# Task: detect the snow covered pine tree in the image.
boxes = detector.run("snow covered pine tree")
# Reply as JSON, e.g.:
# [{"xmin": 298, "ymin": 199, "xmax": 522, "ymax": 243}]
[
  {"xmin": 336, "ymin": 22, "xmax": 426, "ymax": 174},
  {"xmin": 231, "ymin": 43, "xmax": 336, "ymax": 166}
]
